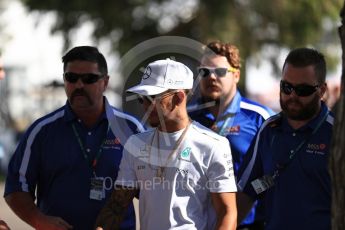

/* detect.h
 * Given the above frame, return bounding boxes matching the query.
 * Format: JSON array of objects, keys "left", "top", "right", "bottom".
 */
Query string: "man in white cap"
[{"left": 95, "top": 59, "right": 237, "bottom": 230}]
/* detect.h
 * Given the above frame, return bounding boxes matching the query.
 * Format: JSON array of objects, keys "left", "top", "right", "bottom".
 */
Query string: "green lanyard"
[
  {"left": 71, "top": 123, "right": 109, "bottom": 176},
  {"left": 272, "top": 110, "right": 329, "bottom": 179}
]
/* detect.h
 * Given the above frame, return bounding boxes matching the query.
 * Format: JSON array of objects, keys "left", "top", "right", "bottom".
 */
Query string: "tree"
[
  {"left": 330, "top": 2, "right": 345, "bottom": 229},
  {"left": 0, "top": 0, "right": 15, "bottom": 130},
  {"left": 20, "top": 0, "right": 342, "bottom": 72}
]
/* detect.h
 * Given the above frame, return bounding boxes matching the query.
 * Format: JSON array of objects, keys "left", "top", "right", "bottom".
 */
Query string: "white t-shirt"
[{"left": 116, "top": 121, "right": 237, "bottom": 230}]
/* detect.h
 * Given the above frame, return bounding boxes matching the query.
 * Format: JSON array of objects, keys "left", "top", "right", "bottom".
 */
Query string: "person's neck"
[
  {"left": 158, "top": 113, "right": 191, "bottom": 133},
  {"left": 287, "top": 119, "right": 308, "bottom": 130},
  {"left": 73, "top": 105, "right": 104, "bottom": 128},
  {"left": 208, "top": 92, "right": 235, "bottom": 118},
  {"left": 287, "top": 108, "right": 321, "bottom": 130}
]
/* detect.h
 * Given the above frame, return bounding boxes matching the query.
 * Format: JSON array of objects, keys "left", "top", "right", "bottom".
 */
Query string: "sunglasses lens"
[
  {"left": 294, "top": 85, "right": 317, "bottom": 96},
  {"left": 64, "top": 73, "right": 79, "bottom": 83},
  {"left": 280, "top": 80, "right": 318, "bottom": 97},
  {"left": 280, "top": 81, "right": 293, "bottom": 95},
  {"left": 198, "top": 67, "right": 228, "bottom": 78},
  {"left": 83, "top": 74, "right": 102, "bottom": 84},
  {"left": 64, "top": 73, "right": 103, "bottom": 84},
  {"left": 198, "top": 68, "right": 211, "bottom": 78},
  {"left": 214, "top": 68, "right": 227, "bottom": 77}
]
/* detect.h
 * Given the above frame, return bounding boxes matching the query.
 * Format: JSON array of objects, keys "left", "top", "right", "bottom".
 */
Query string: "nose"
[
  {"left": 75, "top": 78, "right": 85, "bottom": 88},
  {"left": 208, "top": 72, "right": 217, "bottom": 80}
]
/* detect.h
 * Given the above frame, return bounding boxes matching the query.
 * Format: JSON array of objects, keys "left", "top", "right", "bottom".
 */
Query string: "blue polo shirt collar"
[
  {"left": 223, "top": 91, "right": 242, "bottom": 115},
  {"left": 63, "top": 97, "right": 108, "bottom": 124},
  {"left": 200, "top": 90, "right": 241, "bottom": 121}
]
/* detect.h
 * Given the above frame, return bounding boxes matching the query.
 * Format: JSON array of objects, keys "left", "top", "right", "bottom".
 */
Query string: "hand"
[
  {"left": 0, "top": 219, "right": 10, "bottom": 230},
  {"left": 35, "top": 214, "right": 73, "bottom": 230}
]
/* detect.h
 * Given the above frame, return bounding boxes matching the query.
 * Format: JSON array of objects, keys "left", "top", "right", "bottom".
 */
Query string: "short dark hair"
[
  {"left": 204, "top": 41, "right": 241, "bottom": 69},
  {"left": 62, "top": 46, "right": 108, "bottom": 75},
  {"left": 283, "top": 48, "right": 326, "bottom": 83}
]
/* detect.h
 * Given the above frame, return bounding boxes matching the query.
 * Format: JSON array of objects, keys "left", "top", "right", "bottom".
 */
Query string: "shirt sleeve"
[
  {"left": 115, "top": 136, "right": 138, "bottom": 189},
  {"left": 237, "top": 132, "right": 264, "bottom": 199},
  {"left": 4, "top": 126, "right": 41, "bottom": 198},
  {"left": 207, "top": 137, "right": 237, "bottom": 193}
]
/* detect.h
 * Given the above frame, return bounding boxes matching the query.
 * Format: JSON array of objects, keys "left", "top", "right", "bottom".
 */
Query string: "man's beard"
[
  {"left": 201, "top": 96, "right": 220, "bottom": 106},
  {"left": 280, "top": 93, "right": 320, "bottom": 121}
]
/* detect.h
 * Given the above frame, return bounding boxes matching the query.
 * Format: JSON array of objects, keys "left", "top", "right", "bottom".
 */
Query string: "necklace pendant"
[
  {"left": 156, "top": 167, "right": 162, "bottom": 178},
  {"left": 156, "top": 167, "right": 165, "bottom": 181}
]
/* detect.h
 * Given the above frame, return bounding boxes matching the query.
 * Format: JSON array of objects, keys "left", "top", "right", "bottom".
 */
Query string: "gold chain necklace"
[{"left": 148, "top": 121, "right": 191, "bottom": 181}]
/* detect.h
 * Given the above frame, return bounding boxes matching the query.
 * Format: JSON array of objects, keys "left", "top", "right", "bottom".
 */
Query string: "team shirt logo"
[
  {"left": 179, "top": 147, "right": 192, "bottom": 162},
  {"left": 306, "top": 143, "right": 327, "bottom": 155},
  {"left": 103, "top": 138, "right": 122, "bottom": 150}
]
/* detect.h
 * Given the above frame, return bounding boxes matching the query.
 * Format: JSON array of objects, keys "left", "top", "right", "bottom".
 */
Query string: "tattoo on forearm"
[{"left": 95, "top": 187, "right": 138, "bottom": 230}]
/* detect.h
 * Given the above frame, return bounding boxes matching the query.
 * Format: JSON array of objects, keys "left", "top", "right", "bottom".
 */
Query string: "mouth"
[
  {"left": 73, "top": 94, "right": 86, "bottom": 97},
  {"left": 205, "top": 83, "right": 219, "bottom": 89},
  {"left": 287, "top": 99, "right": 301, "bottom": 106}
]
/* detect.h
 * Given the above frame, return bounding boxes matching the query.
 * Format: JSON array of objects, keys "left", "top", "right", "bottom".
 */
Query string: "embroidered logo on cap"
[{"left": 142, "top": 66, "right": 152, "bottom": 79}]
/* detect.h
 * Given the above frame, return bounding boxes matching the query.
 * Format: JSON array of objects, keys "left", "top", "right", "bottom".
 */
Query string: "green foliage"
[{"left": 20, "top": 0, "right": 343, "bottom": 72}]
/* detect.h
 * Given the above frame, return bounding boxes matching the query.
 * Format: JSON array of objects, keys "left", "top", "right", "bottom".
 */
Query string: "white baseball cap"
[{"left": 126, "top": 58, "right": 194, "bottom": 96}]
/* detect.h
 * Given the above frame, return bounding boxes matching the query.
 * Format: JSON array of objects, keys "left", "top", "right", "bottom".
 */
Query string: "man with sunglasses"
[
  {"left": 4, "top": 46, "right": 144, "bottom": 230},
  {"left": 96, "top": 59, "right": 238, "bottom": 230},
  {"left": 237, "top": 48, "right": 333, "bottom": 230},
  {"left": 188, "top": 41, "right": 274, "bottom": 230}
]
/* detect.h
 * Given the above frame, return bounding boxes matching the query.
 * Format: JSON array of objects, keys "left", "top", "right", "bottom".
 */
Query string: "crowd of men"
[{"left": 1, "top": 43, "right": 334, "bottom": 230}]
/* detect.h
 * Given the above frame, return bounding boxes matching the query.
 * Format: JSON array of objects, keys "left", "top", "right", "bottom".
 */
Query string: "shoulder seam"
[
  {"left": 110, "top": 107, "right": 145, "bottom": 132},
  {"left": 240, "top": 101, "right": 272, "bottom": 119},
  {"left": 19, "top": 110, "right": 65, "bottom": 192}
]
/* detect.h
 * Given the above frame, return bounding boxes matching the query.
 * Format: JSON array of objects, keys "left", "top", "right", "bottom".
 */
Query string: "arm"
[
  {"left": 0, "top": 220, "right": 10, "bottom": 230},
  {"left": 95, "top": 186, "right": 138, "bottom": 230},
  {"left": 236, "top": 192, "right": 255, "bottom": 224},
  {"left": 211, "top": 192, "right": 237, "bottom": 230},
  {"left": 5, "top": 192, "right": 72, "bottom": 230}
]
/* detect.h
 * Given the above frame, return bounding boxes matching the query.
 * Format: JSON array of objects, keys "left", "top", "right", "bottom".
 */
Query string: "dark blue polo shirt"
[
  {"left": 5, "top": 97, "right": 145, "bottom": 230},
  {"left": 238, "top": 102, "right": 333, "bottom": 230},
  {"left": 189, "top": 91, "right": 274, "bottom": 225}
]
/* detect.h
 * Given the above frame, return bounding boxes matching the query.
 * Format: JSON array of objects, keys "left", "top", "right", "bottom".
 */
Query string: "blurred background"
[{"left": 0, "top": 1, "right": 343, "bottom": 224}]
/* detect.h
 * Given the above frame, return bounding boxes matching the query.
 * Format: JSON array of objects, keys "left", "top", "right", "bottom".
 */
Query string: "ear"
[
  {"left": 233, "top": 70, "right": 240, "bottom": 84},
  {"left": 319, "top": 82, "right": 327, "bottom": 98},
  {"left": 103, "top": 75, "right": 110, "bottom": 91},
  {"left": 173, "top": 91, "right": 185, "bottom": 105}
]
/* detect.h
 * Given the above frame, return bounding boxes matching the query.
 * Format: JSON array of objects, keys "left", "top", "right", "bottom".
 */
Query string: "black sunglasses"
[
  {"left": 64, "top": 72, "right": 105, "bottom": 84},
  {"left": 138, "top": 91, "right": 178, "bottom": 104},
  {"left": 197, "top": 67, "right": 237, "bottom": 78},
  {"left": 280, "top": 80, "right": 319, "bottom": 97}
]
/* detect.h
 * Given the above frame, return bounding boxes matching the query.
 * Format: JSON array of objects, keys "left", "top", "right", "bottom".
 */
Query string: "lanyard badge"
[
  {"left": 71, "top": 123, "right": 110, "bottom": 201},
  {"left": 251, "top": 175, "right": 275, "bottom": 194},
  {"left": 90, "top": 177, "right": 105, "bottom": 200}
]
